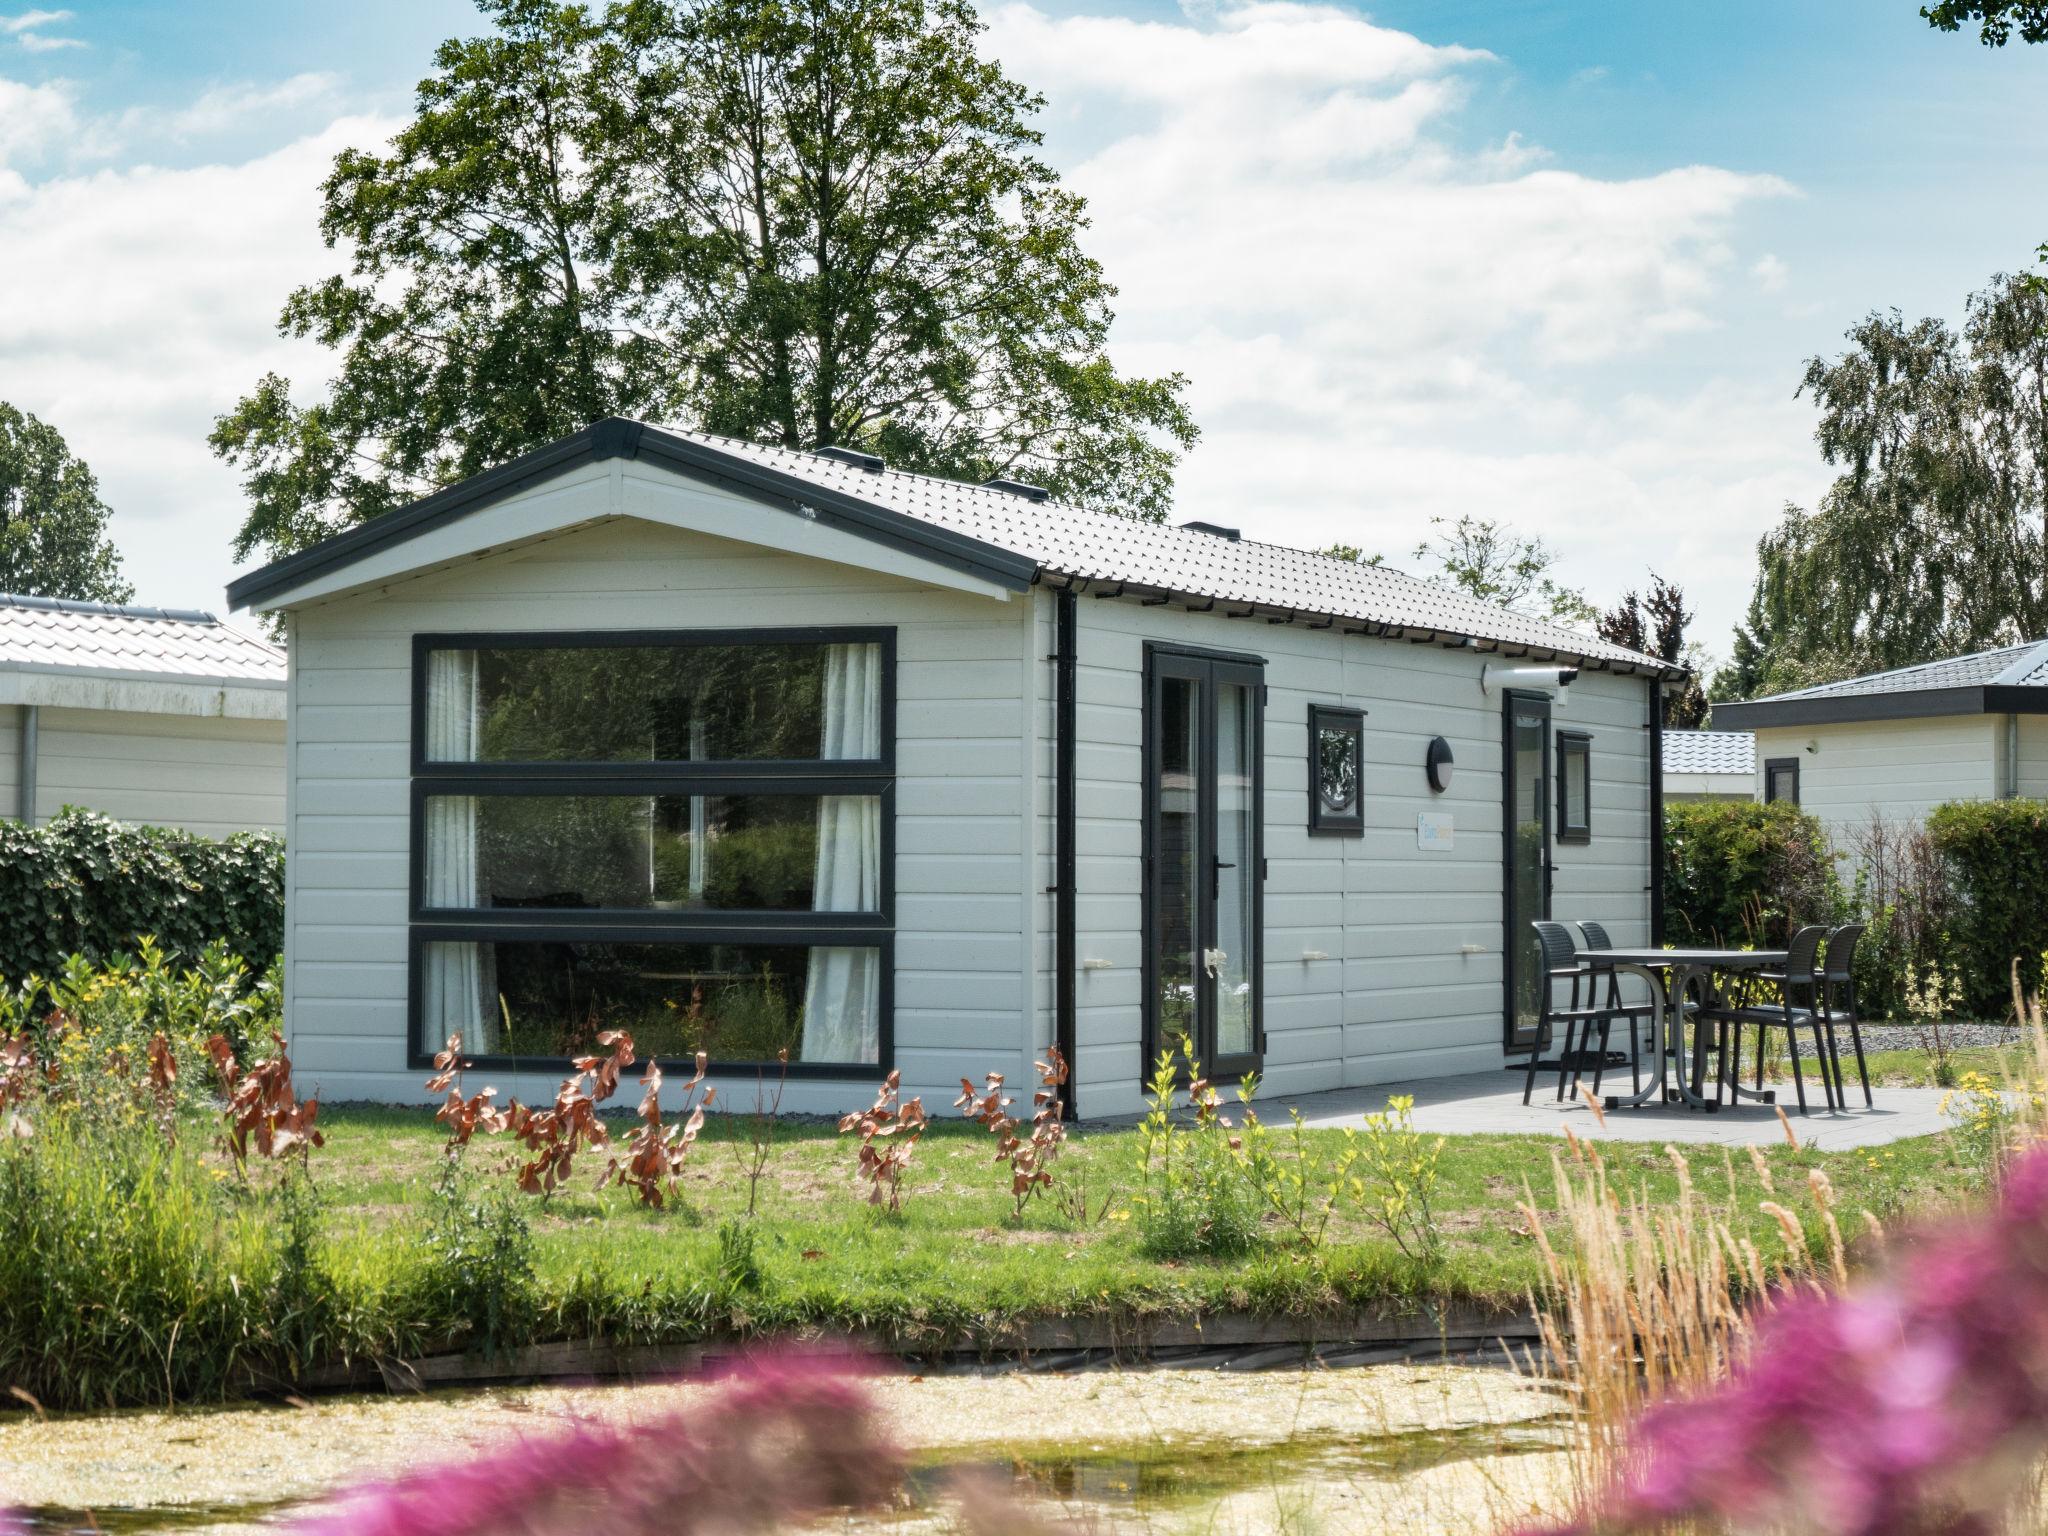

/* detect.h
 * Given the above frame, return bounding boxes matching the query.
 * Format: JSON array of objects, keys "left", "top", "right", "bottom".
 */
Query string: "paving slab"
[{"left": 1284, "top": 1070, "right": 1956, "bottom": 1149}]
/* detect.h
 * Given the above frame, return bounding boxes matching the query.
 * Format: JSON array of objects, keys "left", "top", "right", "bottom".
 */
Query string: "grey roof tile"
[
  {"left": 663, "top": 429, "right": 1670, "bottom": 673},
  {"left": 0, "top": 594, "right": 284, "bottom": 685},
  {"left": 1748, "top": 640, "right": 2048, "bottom": 704},
  {"left": 1662, "top": 730, "right": 1754, "bottom": 775}
]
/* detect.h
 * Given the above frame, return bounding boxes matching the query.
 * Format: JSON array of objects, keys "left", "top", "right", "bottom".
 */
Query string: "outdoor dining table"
[{"left": 1574, "top": 947, "right": 1790, "bottom": 1113}]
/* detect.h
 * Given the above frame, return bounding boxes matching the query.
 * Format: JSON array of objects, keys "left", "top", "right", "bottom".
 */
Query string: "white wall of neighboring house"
[
  {"left": 1665, "top": 771, "right": 1755, "bottom": 802},
  {"left": 1753, "top": 716, "right": 2000, "bottom": 840}
]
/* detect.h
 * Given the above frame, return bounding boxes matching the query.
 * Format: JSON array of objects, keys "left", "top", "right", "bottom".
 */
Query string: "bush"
[
  {"left": 1926, "top": 799, "right": 2048, "bottom": 1017},
  {"left": 1840, "top": 813, "right": 1954, "bottom": 1023},
  {"left": 1662, "top": 800, "right": 1844, "bottom": 949},
  {"left": 0, "top": 809, "right": 282, "bottom": 979}
]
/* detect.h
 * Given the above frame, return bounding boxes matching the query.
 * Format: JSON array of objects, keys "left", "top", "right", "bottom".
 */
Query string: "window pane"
[
  {"left": 1315, "top": 718, "right": 1359, "bottom": 821},
  {"left": 1155, "top": 674, "right": 1201, "bottom": 1060},
  {"left": 1564, "top": 742, "right": 1590, "bottom": 831},
  {"left": 423, "top": 640, "right": 881, "bottom": 763},
  {"left": 421, "top": 938, "right": 881, "bottom": 1064},
  {"left": 421, "top": 793, "right": 880, "bottom": 912},
  {"left": 1214, "top": 681, "right": 1256, "bottom": 1059}
]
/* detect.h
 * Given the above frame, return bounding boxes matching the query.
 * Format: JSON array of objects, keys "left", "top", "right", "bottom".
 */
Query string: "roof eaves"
[
  {"left": 226, "top": 418, "right": 1041, "bottom": 611},
  {"left": 1712, "top": 685, "right": 1999, "bottom": 731}
]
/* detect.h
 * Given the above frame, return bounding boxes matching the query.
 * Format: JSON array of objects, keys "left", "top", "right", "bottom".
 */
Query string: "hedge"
[
  {"left": 1662, "top": 799, "right": 1844, "bottom": 950},
  {"left": 0, "top": 808, "right": 283, "bottom": 982},
  {"left": 1926, "top": 799, "right": 2048, "bottom": 1017}
]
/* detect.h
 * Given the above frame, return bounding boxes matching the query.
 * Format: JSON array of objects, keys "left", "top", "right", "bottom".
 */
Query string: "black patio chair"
[
  {"left": 1516, "top": 920, "right": 1622, "bottom": 1106},
  {"left": 1819, "top": 923, "right": 1873, "bottom": 1108},
  {"left": 1574, "top": 920, "right": 1654, "bottom": 1095},
  {"left": 1705, "top": 924, "right": 1835, "bottom": 1114}
]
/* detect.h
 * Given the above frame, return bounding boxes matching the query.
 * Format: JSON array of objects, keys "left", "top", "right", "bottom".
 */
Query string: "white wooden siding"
[
  {"left": 1069, "top": 598, "right": 1654, "bottom": 1118},
  {"left": 29, "top": 706, "right": 283, "bottom": 836},
  {"left": 1753, "top": 717, "right": 1998, "bottom": 841},
  {"left": 283, "top": 463, "right": 1038, "bottom": 1114}
]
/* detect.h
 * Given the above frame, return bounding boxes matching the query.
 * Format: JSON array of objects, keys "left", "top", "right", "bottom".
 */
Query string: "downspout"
[
  {"left": 1648, "top": 677, "right": 1665, "bottom": 946},
  {"left": 2006, "top": 713, "right": 2021, "bottom": 798},
  {"left": 17, "top": 704, "right": 36, "bottom": 827},
  {"left": 1052, "top": 586, "right": 1079, "bottom": 1119}
]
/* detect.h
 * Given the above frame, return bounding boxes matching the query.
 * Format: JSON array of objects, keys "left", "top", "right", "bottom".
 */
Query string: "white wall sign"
[{"left": 1417, "top": 812, "right": 1454, "bottom": 851}]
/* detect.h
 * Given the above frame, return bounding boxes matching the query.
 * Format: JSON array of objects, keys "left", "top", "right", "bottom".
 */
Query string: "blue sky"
[{"left": 3, "top": 0, "right": 2045, "bottom": 656}]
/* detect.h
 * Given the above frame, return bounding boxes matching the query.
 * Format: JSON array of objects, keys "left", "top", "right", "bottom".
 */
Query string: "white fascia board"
[
  {"left": 0, "top": 668, "right": 286, "bottom": 721},
  {"left": 259, "top": 457, "right": 1016, "bottom": 610}
]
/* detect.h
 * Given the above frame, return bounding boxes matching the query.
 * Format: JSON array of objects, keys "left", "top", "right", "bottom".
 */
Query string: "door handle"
[
  {"left": 1212, "top": 857, "right": 1235, "bottom": 899},
  {"left": 1203, "top": 947, "right": 1227, "bottom": 978}
]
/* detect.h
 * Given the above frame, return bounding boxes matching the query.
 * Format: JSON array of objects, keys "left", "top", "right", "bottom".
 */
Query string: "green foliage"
[
  {"left": 1411, "top": 514, "right": 1594, "bottom": 628},
  {"left": 1230, "top": 1089, "right": 1359, "bottom": 1252},
  {"left": 1662, "top": 799, "right": 1844, "bottom": 950},
  {"left": 1923, "top": 1, "right": 2048, "bottom": 45},
  {"left": 407, "top": 1164, "right": 539, "bottom": 1357},
  {"left": 1720, "top": 274, "right": 2048, "bottom": 693},
  {"left": 0, "top": 402, "right": 133, "bottom": 602},
  {"left": 714, "top": 1216, "right": 762, "bottom": 1294},
  {"left": 1344, "top": 1095, "right": 1446, "bottom": 1270},
  {"left": 1596, "top": 574, "right": 1708, "bottom": 728},
  {"left": 1926, "top": 799, "right": 2048, "bottom": 1016},
  {"left": 213, "top": 0, "right": 1197, "bottom": 570},
  {"left": 0, "top": 809, "right": 282, "bottom": 980},
  {"left": 1129, "top": 1044, "right": 1262, "bottom": 1260}
]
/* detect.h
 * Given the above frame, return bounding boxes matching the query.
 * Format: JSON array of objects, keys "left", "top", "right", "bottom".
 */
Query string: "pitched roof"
[
  {"left": 1713, "top": 638, "right": 2048, "bottom": 730},
  {"left": 0, "top": 593, "right": 285, "bottom": 687},
  {"left": 1661, "top": 730, "right": 1754, "bottom": 777},
  {"left": 226, "top": 419, "right": 1678, "bottom": 678}
]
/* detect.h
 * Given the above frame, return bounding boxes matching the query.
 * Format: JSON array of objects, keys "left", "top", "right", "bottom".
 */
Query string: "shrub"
[
  {"left": 1129, "top": 1043, "right": 1262, "bottom": 1260},
  {"left": 1927, "top": 798, "right": 2048, "bottom": 1016},
  {"left": 1840, "top": 812, "right": 1953, "bottom": 1022},
  {"left": 0, "top": 808, "right": 282, "bottom": 978},
  {"left": 1662, "top": 799, "right": 1843, "bottom": 949}
]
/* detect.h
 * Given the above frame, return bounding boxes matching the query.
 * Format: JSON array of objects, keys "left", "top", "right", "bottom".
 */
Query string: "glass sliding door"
[
  {"left": 1146, "top": 650, "right": 1263, "bottom": 1080},
  {"left": 1503, "top": 693, "right": 1552, "bottom": 1050}
]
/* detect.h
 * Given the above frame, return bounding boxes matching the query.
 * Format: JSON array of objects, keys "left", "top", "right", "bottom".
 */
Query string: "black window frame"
[
  {"left": 1764, "top": 755, "right": 1801, "bottom": 806},
  {"left": 406, "top": 625, "right": 895, "bottom": 1080},
  {"left": 1555, "top": 730, "right": 1593, "bottom": 844},
  {"left": 1306, "top": 703, "right": 1366, "bottom": 837}
]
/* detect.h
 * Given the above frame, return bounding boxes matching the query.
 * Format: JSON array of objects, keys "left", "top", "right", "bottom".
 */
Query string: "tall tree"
[
  {"left": 212, "top": 0, "right": 1195, "bottom": 568},
  {"left": 1411, "top": 514, "right": 1596, "bottom": 628},
  {"left": 1721, "top": 273, "right": 2048, "bottom": 692},
  {"left": 1597, "top": 574, "right": 1708, "bottom": 727},
  {"left": 0, "top": 405, "right": 134, "bottom": 604},
  {"left": 1923, "top": 2, "right": 2048, "bottom": 43}
]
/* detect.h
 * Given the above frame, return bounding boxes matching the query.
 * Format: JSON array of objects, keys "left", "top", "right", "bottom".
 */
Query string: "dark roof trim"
[
  {"left": 226, "top": 418, "right": 1040, "bottom": 610},
  {"left": 1714, "top": 683, "right": 2048, "bottom": 731}
]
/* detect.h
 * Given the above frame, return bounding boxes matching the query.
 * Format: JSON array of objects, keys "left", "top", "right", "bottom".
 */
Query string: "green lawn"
[
  {"left": 295, "top": 1097, "right": 1975, "bottom": 1347},
  {"left": 1846, "top": 1042, "right": 2032, "bottom": 1089}
]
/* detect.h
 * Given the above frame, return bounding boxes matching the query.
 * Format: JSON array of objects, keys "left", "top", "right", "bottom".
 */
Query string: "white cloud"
[
  {"left": 3, "top": 8, "right": 83, "bottom": 51},
  {"left": 984, "top": 0, "right": 1805, "bottom": 636},
  {"left": 0, "top": 114, "right": 394, "bottom": 609},
  {"left": 0, "top": 74, "right": 79, "bottom": 165},
  {"left": 1752, "top": 252, "right": 1790, "bottom": 293},
  {"left": 150, "top": 72, "right": 343, "bottom": 139}
]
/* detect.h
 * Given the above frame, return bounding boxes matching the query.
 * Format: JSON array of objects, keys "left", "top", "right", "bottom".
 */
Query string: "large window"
[{"left": 409, "top": 629, "right": 893, "bottom": 1075}]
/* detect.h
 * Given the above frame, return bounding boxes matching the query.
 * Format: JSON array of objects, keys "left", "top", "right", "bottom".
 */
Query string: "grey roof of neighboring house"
[
  {"left": 0, "top": 593, "right": 285, "bottom": 687},
  {"left": 225, "top": 418, "right": 1680, "bottom": 678},
  {"left": 1662, "top": 730, "right": 1755, "bottom": 777},
  {"left": 1713, "top": 638, "right": 2048, "bottom": 730}
]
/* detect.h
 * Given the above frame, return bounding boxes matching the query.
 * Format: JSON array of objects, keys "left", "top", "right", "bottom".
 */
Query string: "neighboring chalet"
[
  {"left": 1661, "top": 730, "right": 1756, "bottom": 803},
  {"left": 1714, "top": 639, "right": 2048, "bottom": 837},
  {"left": 0, "top": 594, "right": 284, "bottom": 837},
  {"left": 228, "top": 419, "right": 1681, "bottom": 1118}
]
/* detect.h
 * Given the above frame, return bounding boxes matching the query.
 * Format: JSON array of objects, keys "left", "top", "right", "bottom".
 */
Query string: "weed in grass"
[
  {"left": 1232, "top": 1088, "right": 1358, "bottom": 1253},
  {"left": 409, "top": 1163, "right": 538, "bottom": 1357},
  {"left": 716, "top": 1217, "right": 763, "bottom": 1295}
]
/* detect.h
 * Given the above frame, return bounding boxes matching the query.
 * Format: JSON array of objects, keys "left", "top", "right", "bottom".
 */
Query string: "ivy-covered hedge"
[
  {"left": 0, "top": 809, "right": 282, "bottom": 981},
  {"left": 1662, "top": 799, "right": 1844, "bottom": 950},
  {"left": 1926, "top": 799, "right": 2048, "bottom": 1017}
]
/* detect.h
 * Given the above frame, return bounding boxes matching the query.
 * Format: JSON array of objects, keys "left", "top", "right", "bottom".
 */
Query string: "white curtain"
[
  {"left": 421, "top": 650, "right": 500, "bottom": 1051},
  {"left": 800, "top": 643, "right": 882, "bottom": 1063}
]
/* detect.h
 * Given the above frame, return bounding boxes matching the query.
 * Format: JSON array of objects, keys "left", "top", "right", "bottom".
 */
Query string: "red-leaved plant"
[
  {"left": 424, "top": 1033, "right": 508, "bottom": 1161},
  {"left": 502, "top": 1030, "right": 635, "bottom": 1199},
  {"left": 838, "top": 1070, "right": 927, "bottom": 1211},
  {"left": 294, "top": 1355, "right": 902, "bottom": 1536},
  {"left": 600, "top": 1053, "right": 715, "bottom": 1209},
  {"left": 144, "top": 1030, "right": 178, "bottom": 1142},
  {"left": 205, "top": 1030, "right": 323, "bottom": 1171},
  {"left": 956, "top": 1046, "right": 1069, "bottom": 1218}
]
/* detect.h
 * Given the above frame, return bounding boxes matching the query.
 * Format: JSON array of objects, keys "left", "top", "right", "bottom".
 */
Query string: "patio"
[{"left": 1286, "top": 1070, "right": 1957, "bottom": 1150}]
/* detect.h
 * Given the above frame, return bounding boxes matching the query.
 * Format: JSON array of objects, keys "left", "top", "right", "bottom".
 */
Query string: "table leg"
[
  {"left": 1665, "top": 964, "right": 1721, "bottom": 1112},
  {"left": 1603, "top": 963, "right": 1670, "bottom": 1110}
]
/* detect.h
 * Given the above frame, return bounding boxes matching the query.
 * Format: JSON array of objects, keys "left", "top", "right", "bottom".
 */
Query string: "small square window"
[
  {"left": 1307, "top": 705, "right": 1365, "bottom": 836},
  {"left": 1764, "top": 757, "right": 1801, "bottom": 805},
  {"left": 1556, "top": 731, "right": 1592, "bottom": 843}
]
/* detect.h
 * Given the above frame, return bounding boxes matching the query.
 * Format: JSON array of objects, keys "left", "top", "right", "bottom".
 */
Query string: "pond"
[{"left": 0, "top": 1363, "right": 1575, "bottom": 1535}]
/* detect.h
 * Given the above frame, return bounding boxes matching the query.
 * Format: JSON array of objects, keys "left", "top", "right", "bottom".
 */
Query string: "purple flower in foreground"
[
  {"left": 1524, "top": 1143, "right": 2048, "bottom": 1536},
  {"left": 299, "top": 1355, "right": 902, "bottom": 1536}
]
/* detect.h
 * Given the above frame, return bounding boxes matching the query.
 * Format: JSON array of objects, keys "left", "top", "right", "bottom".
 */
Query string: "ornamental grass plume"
[
  {"left": 1521, "top": 1142, "right": 2048, "bottom": 1536},
  {"left": 297, "top": 1356, "right": 902, "bottom": 1536}
]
